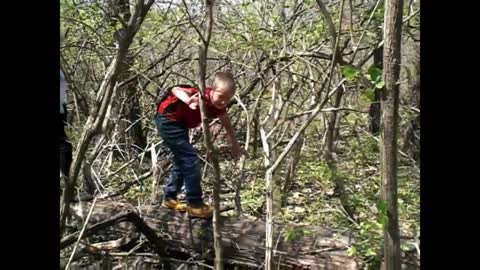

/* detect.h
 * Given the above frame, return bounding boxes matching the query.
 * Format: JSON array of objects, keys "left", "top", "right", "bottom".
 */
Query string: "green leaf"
[
  {"left": 376, "top": 214, "right": 388, "bottom": 226},
  {"left": 374, "top": 79, "right": 385, "bottom": 89},
  {"left": 341, "top": 65, "right": 359, "bottom": 80},
  {"left": 365, "top": 88, "right": 375, "bottom": 102},
  {"left": 284, "top": 228, "right": 304, "bottom": 242},
  {"left": 376, "top": 198, "right": 390, "bottom": 230},
  {"left": 347, "top": 246, "right": 357, "bottom": 256},
  {"left": 366, "top": 248, "right": 377, "bottom": 257},
  {"left": 376, "top": 199, "right": 387, "bottom": 215},
  {"left": 402, "top": 241, "right": 417, "bottom": 252},
  {"left": 241, "top": 1, "right": 250, "bottom": 8},
  {"left": 368, "top": 66, "right": 383, "bottom": 83}
]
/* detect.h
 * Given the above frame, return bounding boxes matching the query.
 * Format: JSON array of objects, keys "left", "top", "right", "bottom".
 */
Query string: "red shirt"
[{"left": 158, "top": 87, "right": 226, "bottom": 128}]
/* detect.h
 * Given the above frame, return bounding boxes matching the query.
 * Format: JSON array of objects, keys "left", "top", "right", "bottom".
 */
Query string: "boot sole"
[
  {"left": 186, "top": 211, "right": 213, "bottom": 218},
  {"left": 161, "top": 204, "right": 187, "bottom": 212},
  {"left": 187, "top": 214, "right": 213, "bottom": 219}
]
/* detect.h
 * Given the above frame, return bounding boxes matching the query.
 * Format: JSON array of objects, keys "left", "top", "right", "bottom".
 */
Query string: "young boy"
[{"left": 155, "top": 71, "right": 242, "bottom": 218}]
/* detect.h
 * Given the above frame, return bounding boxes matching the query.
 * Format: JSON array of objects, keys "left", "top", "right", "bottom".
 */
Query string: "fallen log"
[{"left": 64, "top": 200, "right": 357, "bottom": 269}]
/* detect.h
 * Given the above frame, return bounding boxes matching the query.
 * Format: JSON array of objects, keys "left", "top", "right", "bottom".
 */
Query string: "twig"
[
  {"left": 409, "top": 106, "right": 420, "bottom": 113},
  {"left": 358, "top": 126, "right": 419, "bottom": 169},
  {"left": 349, "top": 0, "right": 382, "bottom": 62},
  {"left": 197, "top": 153, "right": 214, "bottom": 169},
  {"left": 82, "top": 232, "right": 138, "bottom": 252},
  {"left": 182, "top": 0, "right": 205, "bottom": 44},
  {"left": 61, "top": 209, "right": 132, "bottom": 249},
  {"left": 65, "top": 197, "right": 98, "bottom": 269},
  {"left": 124, "top": 210, "right": 169, "bottom": 261},
  {"left": 102, "top": 171, "right": 153, "bottom": 199},
  {"left": 299, "top": 247, "right": 347, "bottom": 255},
  {"left": 403, "top": 8, "right": 420, "bottom": 23},
  {"left": 286, "top": 107, "right": 368, "bottom": 121},
  {"left": 320, "top": 107, "right": 369, "bottom": 113},
  {"left": 234, "top": 94, "right": 250, "bottom": 216},
  {"left": 106, "top": 141, "right": 163, "bottom": 177}
]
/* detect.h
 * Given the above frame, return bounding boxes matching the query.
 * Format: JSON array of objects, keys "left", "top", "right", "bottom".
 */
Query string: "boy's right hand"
[{"left": 186, "top": 93, "right": 199, "bottom": 110}]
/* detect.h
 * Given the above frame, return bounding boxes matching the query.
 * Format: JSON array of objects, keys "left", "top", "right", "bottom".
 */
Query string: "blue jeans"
[{"left": 154, "top": 114, "right": 203, "bottom": 206}]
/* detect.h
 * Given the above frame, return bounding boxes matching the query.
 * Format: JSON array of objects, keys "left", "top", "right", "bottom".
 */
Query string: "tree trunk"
[
  {"left": 324, "top": 85, "right": 344, "bottom": 157},
  {"left": 113, "top": 56, "right": 147, "bottom": 160},
  {"left": 380, "top": 0, "right": 404, "bottom": 268},
  {"left": 110, "top": 0, "right": 146, "bottom": 160},
  {"left": 196, "top": 1, "right": 223, "bottom": 269},
  {"left": 126, "top": 85, "right": 147, "bottom": 152},
  {"left": 402, "top": 44, "right": 420, "bottom": 163},
  {"left": 61, "top": 0, "right": 155, "bottom": 234},
  {"left": 252, "top": 113, "right": 259, "bottom": 158},
  {"left": 64, "top": 200, "right": 358, "bottom": 270},
  {"left": 281, "top": 134, "right": 303, "bottom": 208},
  {"left": 317, "top": 0, "right": 356, "bottom": 222},
  {"left": 260, "top": 70, "right": 284, "bottom": 270}
]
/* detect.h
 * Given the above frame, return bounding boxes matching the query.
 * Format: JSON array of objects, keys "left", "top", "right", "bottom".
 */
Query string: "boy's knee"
[
  {"left": 183, "top": 155, "right": 199, "bottom": 169},
  {"left": 178, "top": 155, "right": 200, "bottom": 176}
]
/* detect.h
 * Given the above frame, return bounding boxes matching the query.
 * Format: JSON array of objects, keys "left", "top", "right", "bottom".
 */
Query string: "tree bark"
[
  {"left": 195, "top": 0, "right": 224, "bottom": 269},
  {"left": 61, "top": 0, "right": 155, "bottom": 234},
  {"left": 380, "top": 0, "right": 404, "bottom": 268},
  {"left": 65, "top": 200, "right": 358, "bottom": 269}
]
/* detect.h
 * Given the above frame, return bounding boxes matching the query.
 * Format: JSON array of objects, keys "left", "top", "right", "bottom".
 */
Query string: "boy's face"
[{"left": 210, "top": 86, "right": 234, "bottom": 109}]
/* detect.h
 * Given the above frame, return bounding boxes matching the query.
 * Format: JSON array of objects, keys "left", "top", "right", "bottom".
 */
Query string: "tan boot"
[
  {"left": 162, "top": 199, "right": 187, "bottom": 212},
  {"left": 187, "top": 203, "right": 214, "bottom": 218}
]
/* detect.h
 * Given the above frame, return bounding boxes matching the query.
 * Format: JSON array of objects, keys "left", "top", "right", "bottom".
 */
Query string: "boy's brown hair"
[{"left": 212, "top": 71, "right": 236, "bottom": 94}]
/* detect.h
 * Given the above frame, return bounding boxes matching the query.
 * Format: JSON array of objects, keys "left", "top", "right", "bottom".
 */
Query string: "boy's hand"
[{"left": 186, "top": 93, "right": 199, "bottom": 110}]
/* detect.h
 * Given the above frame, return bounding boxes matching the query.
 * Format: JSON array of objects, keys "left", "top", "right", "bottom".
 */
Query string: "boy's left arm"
[{"left": 219, "top": 113, "right": 242, "bottom": 159}]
